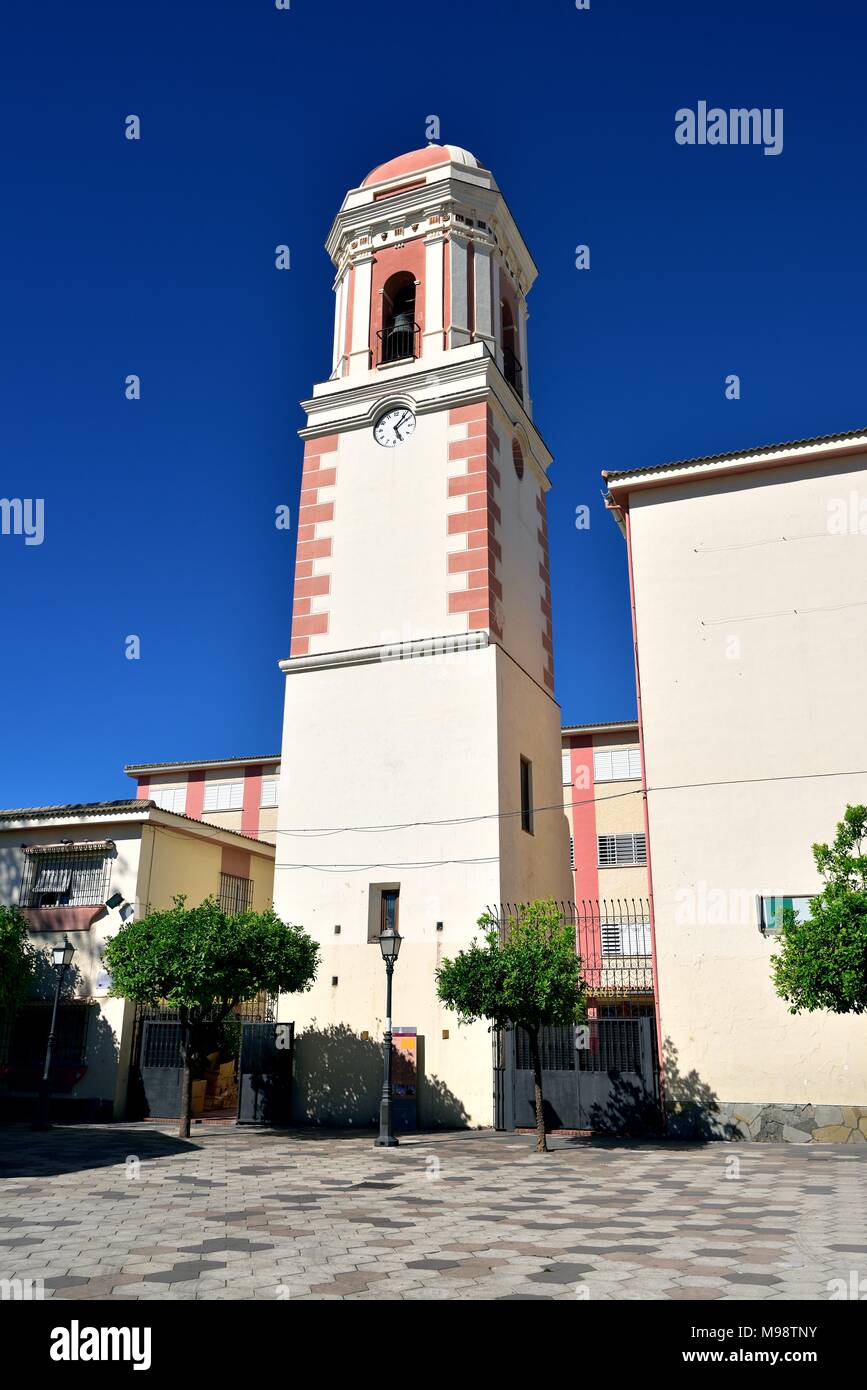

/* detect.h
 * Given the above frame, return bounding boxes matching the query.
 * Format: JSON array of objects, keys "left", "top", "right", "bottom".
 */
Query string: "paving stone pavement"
[{"left": 0, "top": 1125, "right": 864, "bottom": 1301}]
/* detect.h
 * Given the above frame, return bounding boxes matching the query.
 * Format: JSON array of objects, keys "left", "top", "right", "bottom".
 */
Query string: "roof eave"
[{"left": 603, "top": 432, "right": 867, "bottom": 498}]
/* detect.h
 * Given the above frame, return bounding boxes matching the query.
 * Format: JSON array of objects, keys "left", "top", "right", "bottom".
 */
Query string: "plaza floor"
[{"left": 1, "top": 1125, "right": 864, "bottom": 1301}]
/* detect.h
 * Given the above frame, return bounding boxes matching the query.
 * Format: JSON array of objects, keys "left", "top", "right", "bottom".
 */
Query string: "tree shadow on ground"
[
  {"left": 292, "top": 1023, "right": 469, "bottom": 1129},
  {"left": 0, "top": 1125, "right": 198, "bottom": 1179},
  {"left": 582, "top": 1037, "right": 741, "bottom": 1142},
  {"left": 0, "top": 1000, "right": 119, "bottom": 1125}
]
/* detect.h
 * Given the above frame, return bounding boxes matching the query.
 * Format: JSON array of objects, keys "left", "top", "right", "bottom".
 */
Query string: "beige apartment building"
[
  {"left": 0, "top": 800, "right": 275, "bottom": 1121},
  {"left": 605, "top": 427, "right": 867, "bottom": 1142},
  {"left": 561, "top": 720, "right": 649, "bottom": 906},
  {"left": 125, "top": 755, "right": 281, "bottom": 843}
]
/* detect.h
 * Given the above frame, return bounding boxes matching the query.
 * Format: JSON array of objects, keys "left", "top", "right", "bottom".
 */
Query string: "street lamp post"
[
  {"left": 375, "top": 926, "right": 402, "bottom": 1147},
  {"left": 33, "top": 937, "right": 75, "bottom": 1132}
]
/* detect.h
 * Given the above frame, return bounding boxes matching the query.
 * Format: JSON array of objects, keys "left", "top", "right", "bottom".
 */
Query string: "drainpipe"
[{"left": 623, "top": 500, "right": 667, "bottom": 1130}]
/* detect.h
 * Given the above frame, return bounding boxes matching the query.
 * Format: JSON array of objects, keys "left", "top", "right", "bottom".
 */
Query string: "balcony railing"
[
  {"left": 376, "top": 320, "right": 420, "bottom": 365},
  {"left": 502, "top": 345, "right": 523, "bottom": 398},
  {"left": 486, "top": 899, "right": 654, "bottom": 997}
]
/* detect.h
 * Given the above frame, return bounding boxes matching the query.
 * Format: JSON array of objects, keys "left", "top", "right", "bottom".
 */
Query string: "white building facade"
[
  {"left": 273, "top": 145, "right": 572, "bottom": 1129},
  {"left": 605, "top": 429, "right": 867, "bottom": 1142}
]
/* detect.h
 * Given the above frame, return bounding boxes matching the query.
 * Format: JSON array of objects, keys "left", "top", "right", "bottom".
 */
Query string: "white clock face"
[{"left": 374, "top": 407, "right": 416, "bottom": 448}]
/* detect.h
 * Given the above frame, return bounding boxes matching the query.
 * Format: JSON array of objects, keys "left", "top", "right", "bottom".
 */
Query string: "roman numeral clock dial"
[{"left": 374, "top": 407, "right": 416, "bottom": 448}]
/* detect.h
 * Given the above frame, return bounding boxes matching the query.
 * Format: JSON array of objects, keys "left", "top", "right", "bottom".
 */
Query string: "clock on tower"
[{"left": 272, "top": 144, "right": 572, "bottom": 1128}]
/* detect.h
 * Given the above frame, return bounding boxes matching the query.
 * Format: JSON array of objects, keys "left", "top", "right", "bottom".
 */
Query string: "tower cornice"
[
  {"left": 298, "top": 344, "right": 553, "bottom": 486},
  {"left": 326, "top": 171, "right": 538, "bottom": 295}
]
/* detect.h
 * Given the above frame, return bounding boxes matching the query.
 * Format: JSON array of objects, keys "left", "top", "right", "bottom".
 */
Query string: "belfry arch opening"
[
  {"left": 500, "top": 298, "right": 522, "bottom": 397},
  {"left": 378, "top": 272, "right": 419, "bottom": 364}
]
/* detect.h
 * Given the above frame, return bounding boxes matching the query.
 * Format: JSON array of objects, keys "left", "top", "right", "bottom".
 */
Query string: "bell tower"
[{"left": 274, "top": 144, "right": 571, "bottom": 1128}]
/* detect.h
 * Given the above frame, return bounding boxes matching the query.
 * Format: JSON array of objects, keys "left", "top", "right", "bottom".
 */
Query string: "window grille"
[
  {"left": 219, "top": 872, "right": 253, "bottom": 915},
  {"left": 515, "top": 1024, "right": 576, "bottom": 1071},
  {"left": 597, "top": 832, "right": 647, "bottom": 867},
  {"left": 20, "top": 847, "right": 112, "bottom": 908}
]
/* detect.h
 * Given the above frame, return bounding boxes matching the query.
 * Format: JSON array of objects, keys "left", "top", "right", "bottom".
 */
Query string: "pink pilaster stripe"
[
  {"left": 242, "top": 765, "right": 263, "bottom": 837},
  {"left": 186, "top": 770, "right": 204, "bottom": 820}
]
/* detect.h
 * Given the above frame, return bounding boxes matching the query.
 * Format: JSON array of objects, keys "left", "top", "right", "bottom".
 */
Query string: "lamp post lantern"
[
  {"left": 33, "top": 937, "right": 75, "bottom": 1132},
  {"left": 375, "top": 926, "right": 402, "bottom": 1147}
]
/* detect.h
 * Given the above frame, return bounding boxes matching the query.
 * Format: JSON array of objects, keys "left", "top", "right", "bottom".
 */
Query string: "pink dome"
[{"left": 362, "top": 144, "right": 480, "bottom": 187}]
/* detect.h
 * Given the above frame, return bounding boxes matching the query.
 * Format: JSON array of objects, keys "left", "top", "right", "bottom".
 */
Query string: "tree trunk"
[
  {"left": 178, "top": 1008, "right": 193, "bottom": 1140},
  {"left": 528, "top": 1025, "right": 548, "bottom": 1154}
]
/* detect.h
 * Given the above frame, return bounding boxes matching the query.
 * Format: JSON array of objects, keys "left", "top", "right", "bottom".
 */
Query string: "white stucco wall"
[
  {"left": 319, "top": 408, "right": 469, "bottom": 652},
  {"left": 274, "top": 644, "right": 503, "bottom": 1127},
  {"left": 274, "top": 644, "right": 571, "bottom": 1128},
  {"left": 628, "top": 451, "right": 867, "bottom": 1107}
]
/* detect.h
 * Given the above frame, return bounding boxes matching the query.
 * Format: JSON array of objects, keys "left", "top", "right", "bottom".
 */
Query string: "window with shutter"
[
  {"left": 600, "top": 922, "right": 623, "bottom": 955},
  {"left": 594, "top": 746, "right": 641, "bottom": 782},
  {"left": 260, "top": 779, "right": 278, "bottom": 808},
  {"left": 203, "top": 781, "right": 244, "bottom": 812},
  {"left": 34, "top": 866, "right": 72, "bottom": 895},
  {"left": 561, "top": 750, "right": 572, "bottom": 785},
  {"left": 153, "top": 786, "right": 186, "bottom": 813},
  {"left": 593, "top": 749, "right": 612, "bottom": 782},
  {"left": 600, "top": 919, "right": 651, "bottom": 956}
]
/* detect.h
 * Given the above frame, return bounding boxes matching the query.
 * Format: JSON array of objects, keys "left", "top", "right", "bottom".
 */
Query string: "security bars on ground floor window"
[
  {"left": 218, "top": 872, "right": 254, "bottom": 914},
  {"left": 19, "top": 847, "right": 112, "bottom": 907},
  {"left": 597, "top": 832, "right": 647, "bottom": 867}
]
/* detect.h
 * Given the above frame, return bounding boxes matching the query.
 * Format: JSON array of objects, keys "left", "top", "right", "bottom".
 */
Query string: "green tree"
[
  {"left": 436, "top": 898, "right": 587, "bottom": 1153},
  {"left": 0, "top": 905, "right": 36, "bottom": 1014},
  {"left": 103, "top": 897, "right": 318, "bottom": 1137},
  {"left": 771, "top": 804, "right": 867, "bottom": 1014}
]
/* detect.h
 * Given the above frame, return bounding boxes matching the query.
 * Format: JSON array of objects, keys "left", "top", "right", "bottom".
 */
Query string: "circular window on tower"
[{"left": 512, "top": 438, "right": 525, "bottom": 480}]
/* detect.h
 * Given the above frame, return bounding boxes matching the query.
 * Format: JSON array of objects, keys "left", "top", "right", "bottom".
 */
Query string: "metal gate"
[
  {"left": 236, "top": 1022, "right": 294, "bottom": 1126},
  {"left": 489, "top": 899, "right": 661, "bottom": 1135},
  {"left": 137, "top": 1019, "right": 183, "bottom": 1120},
  {"left": 501, "top": 1016, "right": 659, "bottom": 1133},
  {"left": 128, "top": 996, "right": 289, "bottom": 1123}
]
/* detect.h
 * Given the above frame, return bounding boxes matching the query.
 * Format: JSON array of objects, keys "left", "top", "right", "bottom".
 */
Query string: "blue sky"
[{"left": 1, "top": 0, "right": 865, "bottom": 809}]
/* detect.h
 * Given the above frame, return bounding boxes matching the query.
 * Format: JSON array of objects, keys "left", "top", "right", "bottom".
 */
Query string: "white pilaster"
[
  {"left": 448, "top": 236, "right": 471, "bottom": 348},
  {"left": 332, "top": 270, "right": 348, "bottom": 377},
  {"left": 348, "top": 255, "right": 374, "bottom": 375},
  {"left": 473, "top": 242, "right": 495, "bottom": 355},
  {"left": 423, "top": 234, "right": 445, "bottom": 355},
  {"left": 518, "top": 298, "right": 531, "bottom": 415}
]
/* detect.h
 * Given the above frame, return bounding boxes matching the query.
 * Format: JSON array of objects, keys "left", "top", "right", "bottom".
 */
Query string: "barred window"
[
  {"left": 20, "top": 848, "right": 112, "bottom": 907},
  {"left": 597, "top": 832, "right": 646, "bottom": 867},
  {"left": 219, "top": 872, "right": 253, "bottom": 915}
]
